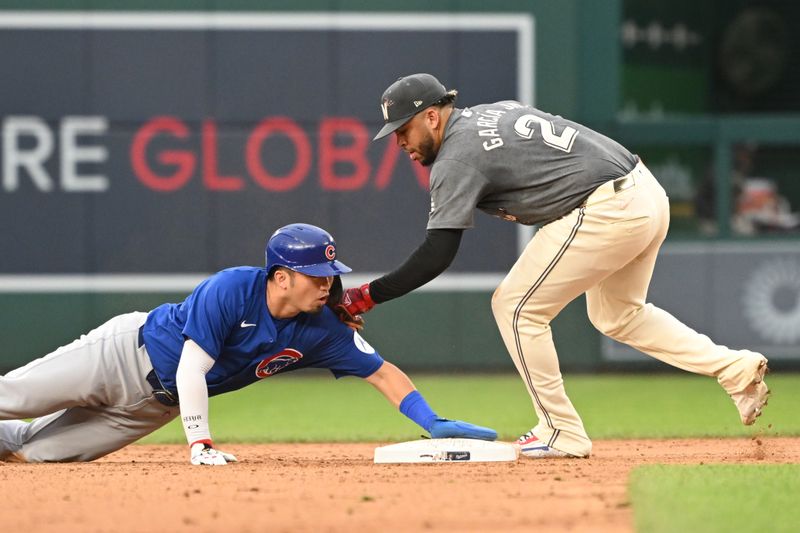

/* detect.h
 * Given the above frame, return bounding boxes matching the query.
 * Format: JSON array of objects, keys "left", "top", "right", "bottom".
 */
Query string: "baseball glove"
[{"left": 327, "top": 276, "right": 365, "bottom": 331}]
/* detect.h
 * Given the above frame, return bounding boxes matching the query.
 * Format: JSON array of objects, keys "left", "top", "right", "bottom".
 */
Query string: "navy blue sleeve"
[{"left": 181, "top": 272, "right": 243, "bottom": 359}]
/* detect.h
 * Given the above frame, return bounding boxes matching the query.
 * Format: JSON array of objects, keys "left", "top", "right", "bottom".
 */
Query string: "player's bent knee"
[
  {"left": 1, "top": 451, "right": 29, "bottom": 463},
  {"left": 588, "top": 306, "right": 642, "bottom": 340},
  {"left": 490, "top": 283, "right": 511, "bottom": 316},
  {"left": 588, "top": 315, "right": 622, "bottom": 338},
  {"left": 20, "top": 441, "right": 100, "bottom": 463},
  {"left": 491, "top": 284, "right": 555, "bottom": 332},
  {"left": 587, "top": 312, "right": 608, "bottom": 334}
]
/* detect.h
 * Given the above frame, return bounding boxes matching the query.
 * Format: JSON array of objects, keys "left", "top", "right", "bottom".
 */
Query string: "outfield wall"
[
  {"left": 4, "top": 240, "right": 799, "bottom": 372},
  {"left": 0, "top": 2, "right": 606, "bottom": 372},
  {"left": 1, "top": 3, "right": 799, "bottom": 372}
]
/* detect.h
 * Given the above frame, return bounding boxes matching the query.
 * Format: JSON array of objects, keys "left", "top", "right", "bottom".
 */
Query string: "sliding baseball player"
[{"left": 0, "top": 223, "right": 496, "bottom": 464}]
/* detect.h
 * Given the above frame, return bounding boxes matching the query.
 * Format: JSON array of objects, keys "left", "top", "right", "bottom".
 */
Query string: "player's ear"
[
  {"left": 272, "top": 268, "right": 293, "bottom": 290},
  {"left": 424, "top": 107, "right": 440, "bottom": 130}
]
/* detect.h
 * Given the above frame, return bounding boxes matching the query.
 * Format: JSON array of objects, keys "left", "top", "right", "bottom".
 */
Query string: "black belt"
[
  {"left": 139, "top": 326, "right": 180, "bottom": 407},
  {"left": 146, "top": 369, "right": 180, "bottom": 407},
  {"left": 574, "top": 171, "right": 638, "bottom": 214},
  {"left": 613, "top": 174, "right": 635, "bottom": 193}
]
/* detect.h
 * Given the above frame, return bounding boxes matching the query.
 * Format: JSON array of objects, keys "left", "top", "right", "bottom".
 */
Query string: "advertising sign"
[
  {"left": 0, "top": 12, "right": 534, "bottom": 280},
  {"left": 602, "top": 242, "right": 800, "bottom": 361}
]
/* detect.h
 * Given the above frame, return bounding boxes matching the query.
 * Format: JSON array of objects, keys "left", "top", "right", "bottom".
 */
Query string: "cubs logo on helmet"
[
  {"left": 265, "top": 223, "right": 351, "bottom": 277},
  {"left": 255, "top": 348, "right": 303, "bottom": 378}
]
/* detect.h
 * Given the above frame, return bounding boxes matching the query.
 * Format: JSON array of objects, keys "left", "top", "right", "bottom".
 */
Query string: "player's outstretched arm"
[
  {"left": 176, "top": 339, "right": 237, "bottom": 465},
  {"left": 363, "top": 361, "right": 415, "bottom": 407},
  {"left": 364, "top": 361, "right": 497, "bottom": 441},
  {"left": 340, "top": 229, "right": 464, "bottom": 318}
]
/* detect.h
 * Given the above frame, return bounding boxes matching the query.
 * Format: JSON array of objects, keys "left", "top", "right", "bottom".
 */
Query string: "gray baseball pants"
[{"left": 0, "top": 312, "right": 179, "bottom": 462}]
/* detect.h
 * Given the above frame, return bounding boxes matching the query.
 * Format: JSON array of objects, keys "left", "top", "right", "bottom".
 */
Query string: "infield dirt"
[{"left": 1, "top": 437, "right": 797, "bottom": 533}]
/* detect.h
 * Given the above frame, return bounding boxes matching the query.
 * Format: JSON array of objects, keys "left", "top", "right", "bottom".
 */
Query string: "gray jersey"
[{"left": 427, "top": 101, "right": 639, "bottom": 228}]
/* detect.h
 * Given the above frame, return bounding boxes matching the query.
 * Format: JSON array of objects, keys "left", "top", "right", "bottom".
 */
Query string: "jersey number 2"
[{"left": 513, "top": 115, "right": 578, "bottom": 153}]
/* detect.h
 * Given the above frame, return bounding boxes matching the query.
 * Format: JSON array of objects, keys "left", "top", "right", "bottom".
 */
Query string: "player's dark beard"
[{"left": 418, "top": 133, "right": 437, "bottom": 166}]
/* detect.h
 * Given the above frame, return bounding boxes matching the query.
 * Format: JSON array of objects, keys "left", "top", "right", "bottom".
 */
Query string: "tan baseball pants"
[{"left": 491, "top": 160, "right": 766, "bottom": 457}]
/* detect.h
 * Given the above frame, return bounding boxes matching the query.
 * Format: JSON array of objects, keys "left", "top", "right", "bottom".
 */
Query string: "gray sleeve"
[{"left": 426, "top": 159, "right": 488, "bottom": 230}]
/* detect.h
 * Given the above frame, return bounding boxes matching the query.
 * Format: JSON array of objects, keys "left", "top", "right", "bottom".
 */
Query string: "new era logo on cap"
[{"left": 372, "top": 73, "right": 453, "bottom": 140}]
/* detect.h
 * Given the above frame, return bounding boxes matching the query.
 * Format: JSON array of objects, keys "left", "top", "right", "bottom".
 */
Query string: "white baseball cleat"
[
  {"left": 731, "top": 359, "right": 770, "bottom": 425},
  {"left": 516, "top": 431, "right": 574, "bottom": 458}
]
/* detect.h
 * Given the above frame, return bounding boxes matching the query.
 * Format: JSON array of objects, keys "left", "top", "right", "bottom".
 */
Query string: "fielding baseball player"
[
  {"left": 340, "top": 73, "right": 770, "bottom": 458},
  {"left": 0, "top": 223, "right": 496, "bottom": 464}
]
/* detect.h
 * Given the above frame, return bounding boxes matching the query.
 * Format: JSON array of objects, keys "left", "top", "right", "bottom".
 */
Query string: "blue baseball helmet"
[{"left": 265, "top": 223, "right": 352, "bottom": 277}]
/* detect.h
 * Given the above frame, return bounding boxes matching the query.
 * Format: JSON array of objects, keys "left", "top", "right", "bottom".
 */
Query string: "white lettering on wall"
[
  {"left": 3, "top": 116, "right": 54, "bottom": 192},
  {"left": 3, "top": 115, "right": 109, "bottom": 193},
  {"left": 60, "top": 116, "right": 109, "bottom": 192}
]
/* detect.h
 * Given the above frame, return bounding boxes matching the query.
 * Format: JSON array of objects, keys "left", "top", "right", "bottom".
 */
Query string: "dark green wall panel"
[{"left": 0, "top": 291, "right": 603, "bottom": 373}]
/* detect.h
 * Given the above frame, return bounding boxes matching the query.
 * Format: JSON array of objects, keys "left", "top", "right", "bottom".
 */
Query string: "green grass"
[
  {"left": 139, "top": 372, "right": 800, "bottom": 444},
  {"left": 630, "top": 465, "right": 800, "bottom": 533}
]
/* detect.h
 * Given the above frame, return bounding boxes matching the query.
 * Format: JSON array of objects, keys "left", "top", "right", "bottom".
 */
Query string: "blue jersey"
[{"left": 141, "top": 267, "right": 384, "bottom": 397}]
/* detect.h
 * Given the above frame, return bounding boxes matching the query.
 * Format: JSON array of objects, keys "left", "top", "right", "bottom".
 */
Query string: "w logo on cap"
[
  {"left": 381, "top": 99, "right": 394, "bottom": 121},
  {"left": 373, "top": 73, "right": 452, "bottom": 141}
]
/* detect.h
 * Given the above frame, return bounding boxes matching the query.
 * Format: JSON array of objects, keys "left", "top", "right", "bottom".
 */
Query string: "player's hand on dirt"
[
  {"left": 190, "top": 441, "right": 238, "bottom": 465},
  {"left": 429, "top": 419, "right": 498, "bottom": 441},
  {"left": 342, "top": 283, "right": 375, "bottom": 316}
]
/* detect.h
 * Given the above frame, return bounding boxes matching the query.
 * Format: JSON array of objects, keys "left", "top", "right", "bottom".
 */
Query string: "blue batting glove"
[{"left": 428, "top": 419, "right": 498, "bottom": 441}]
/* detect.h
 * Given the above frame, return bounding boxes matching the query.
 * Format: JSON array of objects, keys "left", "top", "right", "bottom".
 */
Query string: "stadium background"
[{"left": 1, "top": 0, "right": 799, "bottom": 373}]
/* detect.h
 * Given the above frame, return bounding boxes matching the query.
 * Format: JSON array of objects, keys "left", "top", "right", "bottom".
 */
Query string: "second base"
[{"left": 374, "top": 438, "right": 519, "bottom": 464}]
